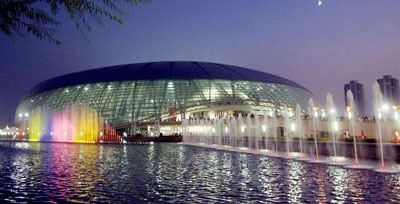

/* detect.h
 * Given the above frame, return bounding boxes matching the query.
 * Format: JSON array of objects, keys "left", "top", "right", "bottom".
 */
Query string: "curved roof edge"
[{"left": 23, "top": 61, "right": 311, "bottom": 100}]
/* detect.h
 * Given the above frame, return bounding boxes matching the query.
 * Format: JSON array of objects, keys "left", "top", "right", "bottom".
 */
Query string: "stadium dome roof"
[{"left": 25, "top": 61, "right": 309, "bottom": 99}]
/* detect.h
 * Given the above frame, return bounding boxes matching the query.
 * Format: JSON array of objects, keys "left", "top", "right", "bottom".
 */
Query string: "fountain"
[
  {"left": 254, "top": 113, "right": 260, "bottom": 151},
  {"left": 295, "top": 104, "right": 309, "bottom": 161},
  {"left": 220, "top": 118, "right": 224, "bottom": 146},
  {"left": 343, "top": 91, "right": 359, "bottom": 168},
  {"left": 308, "top": 98, "right": 324, "bottom": 163},
  {"left": 373, "top": 82, "right": 400, "bottom": 173},
  {"left": 272, "top": 109, "right": 279, "bottom": 156},
  {"left": 326, "top": 93, "right": 346, "bottom": 165},
  {"left": 343, "top": 91, "right": 374, "bottom": 169},
  {"left": 283, "top": 106, "right": 292, "bottom": 158},
  {"left": 262, "top": 111, "right": 270, "bottom": 153},
  {"left": 18, "top": 103, "right": 121, "bottom": 143},
  {"left": 226, "top": 116, "right": 231, "bottom": 147},
  {"left": 238, "top": 113, "right": 246, "bottom": 150},
  {"left": 180, "top": 84, "right": 400, "bottom": 173},
  {"left": 246, "top": 114, "right": 251, "bottom": 149},
  {"left": 200, "top": 119, "right": 205, "bottom": 145},
  {"left": 232, "top": 116, "right": 238, "bottom": 148},
  {"left": 213, "top": 119, "right": 217, "bottom": 146},
  {"left": 374, "top": 82, "right": 385, "bottom": 171}
]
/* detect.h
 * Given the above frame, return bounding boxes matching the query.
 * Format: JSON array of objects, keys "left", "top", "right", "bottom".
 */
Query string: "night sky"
[{"left": 1, "top": 0, "right": 400, "bottom": 126}]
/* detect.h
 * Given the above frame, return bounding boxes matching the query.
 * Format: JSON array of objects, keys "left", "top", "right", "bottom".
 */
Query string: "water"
[
  {"left": 263, "top": 111, "right": 269, "bottom": 151},
  {"left": 346, "top": 90, "right": 360, "bottom": 166},
  {"left": 272, "top": 110, "right": 279, "bottom": 154},
  {"left": 373, "top": 82, "right": 386, "bottom": 169},
  {"left": 246, "top": 114, "right": 251, "bottom": 148},
  {"left": 254, "top": 113, "right": 260, "bottom": 150},
  {"left": 283, "top": 106, "right": 291, "bottom": 157},
  {"left": 18, "top": 103, "right": 121, "bottom": 143},
  {"left": 309, "top": 99, "right": 320, "bottom": 160},
  {"left": 372, "top": 82, "right": 400, "bottom": 173},
  {"left": 295, "top": 104, "right": 306, "bottom": 158},
  {"left": 327, "top": 93, "right": 340, "bottom": 164},
  {"left": 0, "top": 142, "right": 399, "bottom": 203}
]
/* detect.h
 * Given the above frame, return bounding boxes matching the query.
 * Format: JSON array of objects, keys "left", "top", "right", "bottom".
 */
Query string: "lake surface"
[{"left": 0, "top": 142, "right": 399, "bottom": 203}]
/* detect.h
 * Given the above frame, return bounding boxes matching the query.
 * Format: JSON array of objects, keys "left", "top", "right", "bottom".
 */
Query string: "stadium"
[{"left": 15, "top": 61, "right": 313, "bottom": 136}]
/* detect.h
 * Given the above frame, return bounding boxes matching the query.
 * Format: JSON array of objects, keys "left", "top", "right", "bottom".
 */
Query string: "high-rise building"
[
  {"left": 344, "top": 80, "right": 366, "bottom": 116},
  {"left": 377, "top": 75, "right": 400, "bottom": 106}
]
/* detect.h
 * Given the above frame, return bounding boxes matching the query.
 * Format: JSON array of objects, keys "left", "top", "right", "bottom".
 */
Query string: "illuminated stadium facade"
[{"left": 15, "top": 61, "right": 313, "bottom": 135}]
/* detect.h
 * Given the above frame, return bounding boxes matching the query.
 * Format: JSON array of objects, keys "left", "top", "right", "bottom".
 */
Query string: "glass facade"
[{"left": 16, "top": 79, "right": 312, "bottom": 126}]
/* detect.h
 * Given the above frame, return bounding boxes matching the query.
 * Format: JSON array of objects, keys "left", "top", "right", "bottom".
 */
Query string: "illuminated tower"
[
  {"left": 344, "top": 80, "right": 366, "bottom": 117},
  {"left": 377, "top": 75, "right": 400, "bottom": 106}
]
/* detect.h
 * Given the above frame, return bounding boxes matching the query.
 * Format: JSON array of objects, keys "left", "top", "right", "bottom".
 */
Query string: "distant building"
[
  {"left": 344, "top": 80, "right": 366, "bottom": 116},
  {"left": 377, "top": 75, "right": 400, "bottom": 106}
]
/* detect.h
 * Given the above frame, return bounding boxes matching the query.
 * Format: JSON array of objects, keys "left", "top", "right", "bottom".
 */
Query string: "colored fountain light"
[{"left": 17, "top": 103, "right": 121, "bottom": 143}]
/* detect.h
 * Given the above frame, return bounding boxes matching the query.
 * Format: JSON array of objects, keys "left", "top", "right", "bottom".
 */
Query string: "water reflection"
[
  {"left": 328, "top": 167, "right": 349, "bottom": 203},
  {"left": 286, "top": 160, "right": 304, "bottom": 203},
  {"left": 10, "top": 152, "right": 31, "bottom": 199},
  {"left": 258, "top": 157, "right": 283, "bottom": 203},
  {"left": 0, "top": 142, "right": 398, "bottom": 202},
  {"left": 315, "top": 165, "right": 329, "bottom": 203}
]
